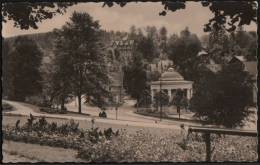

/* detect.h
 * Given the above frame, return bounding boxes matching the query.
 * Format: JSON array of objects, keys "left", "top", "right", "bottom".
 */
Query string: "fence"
[{"left": 188, "top": 126, "right": 257, "bottom": 162}]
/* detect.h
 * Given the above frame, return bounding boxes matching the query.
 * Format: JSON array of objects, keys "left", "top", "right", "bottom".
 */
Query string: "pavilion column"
[
  {"left": 187, "top": 88, "right": 191, "bottom": 100},
  {"left": 168, "top": 89, "right": 172, "bottom": 101},
  {"left": 151, "top": 89, "right": 154, "bottom": 104}
]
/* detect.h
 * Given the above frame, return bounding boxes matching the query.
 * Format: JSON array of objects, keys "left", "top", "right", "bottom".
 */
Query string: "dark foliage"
[
  {"left": 123, "top": 52, "right": 147, "bottom": 101},
  {"left": 2, "top": 102, "right": 13, "bottom": 111},
  {"left": 153, "top": 90, "right": 169, "bottom": 108},
  {"left": 40, "top": 107, "right": 67, "bottom": 114},
  {"left": 191, "top": 63, "right": 253, "bottom": 128},
  {"left": 51, "top": 12, "right": 110, "bottom": 113},
  {"left": 2, "top": 2, "right": 76, "bottom": 29},
  {"left": 6, "top": 36, "right": 43, "bottom": 101},
  {"left": 3, "top": 2, "right": 256, "bottom": 33},
  {"left": 99, "top": 111, "right": 107, "bottom": 118},
  {"left": 103, "top": 1, "right": 257, "bottom": 33},
  {"left": 167, "top": 28, "right": 202, "bottom": 81}
]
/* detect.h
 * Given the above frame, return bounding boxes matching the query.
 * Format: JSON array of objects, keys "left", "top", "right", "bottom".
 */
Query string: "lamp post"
[
  {"left": 115, "top": 95, "right": 119, "bottom": 120},
  {"left": 159, "top": 58, "right": 163, "bottom": 121}
]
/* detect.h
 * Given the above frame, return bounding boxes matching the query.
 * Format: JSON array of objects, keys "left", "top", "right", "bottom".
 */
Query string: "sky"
[{"left": 2, "top": 2, "right": 257, "bottom": 38}]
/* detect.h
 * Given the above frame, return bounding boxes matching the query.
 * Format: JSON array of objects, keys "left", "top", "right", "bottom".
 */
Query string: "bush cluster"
[
  {"left": 3, "top": 115, "right": 119, "bottom": 150},
  {"left": 2, "top": 102, "right": 13, "bottom": 111},
  {"left": 39, "top": 107, "right": 67, "bottom": 114},
  {"left": 99, "top": 111, "right": 107, "bottom": 118}
]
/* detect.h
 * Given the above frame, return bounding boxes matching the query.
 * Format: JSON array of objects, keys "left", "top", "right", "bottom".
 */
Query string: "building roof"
[
  {"left": 235, "top": 56, "right": 246, "bottom": 62},
  {"left": 159, "top": 68, "right": 184, "bottom": 81},
  {"left": 150, "top": 80, "right": 193, "bottom": 86},
  {"left": 198, "top": 50, "right": 208, "bottom": 56},
  {"left": 206, "top": 64, "right": 222, "bottom": 73}
]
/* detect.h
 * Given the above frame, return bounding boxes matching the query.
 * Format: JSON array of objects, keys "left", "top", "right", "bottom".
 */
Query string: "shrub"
[
  {"left": 40, "top": 107, "right": 67, "bottom": 114},
  {"left": 2, "top": 102, "right": 13, "bottom": 111},
  {"left": 153, "top": 91, "right": 169, "bottom": 107},
  {"left": 25, "top": 95, "right": 44, "bottom": 106},
  {"left": 87, "top": 127, "right": 119, "bottom": 143},
  {"left": 99, "top": 111, "right": 107, "bottom": 118}
]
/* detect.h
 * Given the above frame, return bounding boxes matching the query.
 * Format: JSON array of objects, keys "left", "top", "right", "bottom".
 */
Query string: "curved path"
[{"left": 3, "top": 99, "right": 201, "bottom": 130}]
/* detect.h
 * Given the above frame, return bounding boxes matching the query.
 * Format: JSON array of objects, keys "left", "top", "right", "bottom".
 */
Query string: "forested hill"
[
  {"left": 3, "top": 32, "right": 56, "bottom": 64},
  {"left": 3, "top": 30, "right": 126, "bottom": 64}
]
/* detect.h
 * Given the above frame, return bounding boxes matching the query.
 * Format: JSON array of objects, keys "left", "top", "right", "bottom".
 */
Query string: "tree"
[
  {"left": 104, "top": 1, "right": 257, "bottom": 32},
  {"left": 207, "top": 26, "right": 231, "bottom": 64},
  {"left": 136, "top": 35, "right": 159, "bottom": 62},
  {"left": 167, "top": 28, "right": 202, "bottom": 81},
  {"left": 2, "top": 39, "right": 10, "bottom": 98},
  {"left": 145, "top": 26, "right": 159, "bottom": 40},
  {"left": 45, "top": 30, "right": 74, "bottom": 110},
  {"left": 3, "top": 2, "right": 256, "bottom": 33},
  {"left": 123, "top": 52, "right": 147, "bottom": 103},
  {"left": 53, "top": 12, "right": 110, "bottom": 113},
  {"left": 7, "top": 36, "right": 43, "bottom": 101},
  {"left": 171, "top": 89, "right": 184, "bottom": 119},
  {"left": 2, "top": 2, "right": 76, "bottom": 29},
  {"left": 190, "top": 63, "right": 252, "bottom": 128},
  {"left": 159, "top": 26, "right": 167, "bottom": 54},
  {"left": 231, "top": 27, "right": 257, "bottom": 61},
  {"left": 153, "top": 91, "right": 169, "bottom": 108},
  {"left": 138, "top": 89, "right": 151, "bottom": 107}
]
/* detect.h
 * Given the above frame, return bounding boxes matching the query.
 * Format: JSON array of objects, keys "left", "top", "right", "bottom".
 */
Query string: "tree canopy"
[
  {"left": 167, "top": 27, "right": 202, "bottom": 81},
  {"left": 6, "top": 36, "right": 43, "bottom": 101},
  {"left": 190, "top": 63, "right": 253, "bottom": 128},
  {"left": 2, "top": 1, "right": 257, "bottom": 33},
  {"left": 50, "top": 12, "right": 110, "bottom": 113}
]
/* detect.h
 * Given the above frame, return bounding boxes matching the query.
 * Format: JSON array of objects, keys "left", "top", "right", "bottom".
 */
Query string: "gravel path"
[{"left": 3, "top": 100, "right": 202, "bottom": 130}]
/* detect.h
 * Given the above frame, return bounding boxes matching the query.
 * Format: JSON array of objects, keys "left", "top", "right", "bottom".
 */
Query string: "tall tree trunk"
[
  {"left": 78, "top": 94, "right": 81, "bottom": 114},
  {"left": 78, "top": 68, "right": 83, "bottom": 114},
  {"left": 61, "top": 95, "right": 65, "bottom": 111}
]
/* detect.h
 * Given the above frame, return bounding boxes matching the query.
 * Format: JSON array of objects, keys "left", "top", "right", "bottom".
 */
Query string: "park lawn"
[{"left": 3, "top": 140, "right": 85, "bottom": 163}]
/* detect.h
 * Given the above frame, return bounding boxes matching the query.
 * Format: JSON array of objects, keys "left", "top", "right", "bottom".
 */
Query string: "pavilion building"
[{"left": 150, "top": 67, "right": 193, "bottom": 103}]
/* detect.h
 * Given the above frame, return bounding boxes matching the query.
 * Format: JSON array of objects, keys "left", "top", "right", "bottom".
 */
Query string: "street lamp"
[
  {"left": 111, "top": 38, "right": 134, "bottom": 119},
  {"left": 159, "top": 55, "right": 163, "bottom": 121},
  {"left": 115, "top": 95, "right": 119, "bottom": 120}
]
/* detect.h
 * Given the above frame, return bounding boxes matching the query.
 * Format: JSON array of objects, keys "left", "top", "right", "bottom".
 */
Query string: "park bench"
[{"left": 188, "top": 126, "right": 257, "bottom": 162}]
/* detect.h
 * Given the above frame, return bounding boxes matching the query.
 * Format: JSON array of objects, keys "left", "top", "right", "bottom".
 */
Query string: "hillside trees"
[
  {"left": 2, "top": 39, "right": 10, "bottom": 98},
  {"left": 2, "top": 2, "right": 76, "bottom": 29},
  {"left": 203, "top": 26, "right": 257, "bottom": 63},
  {"left": 167, "top": 27, "right": 202, "bottom": 81},
  {"left": 231, "top": 27, "right": 257, "bottom": 61},
  {"left": 159, "top": 26, "right": 168, "bottom": 54},
  {"left": 135, "top": 27, "right": 160, "bottom": 62},
  {"left": 6, "top": 36, "right": 43, "bottom": 101},
  {"left": 123, "top": 51, "right": 147, "bottom": 104},
  {"left": 51, "top": 12, "right": 110, "bottom": 113}
]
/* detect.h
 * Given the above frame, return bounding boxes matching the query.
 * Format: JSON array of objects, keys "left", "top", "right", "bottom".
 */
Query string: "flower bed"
[
  {"left": 3, "top": 115, "right": 119, "bottom": 150},
  {"left": 2, "top": 115, "right": 257, "bottom": 162},
  {"left": 78, "top": 131, "right": 257, "bottom": 162}
]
